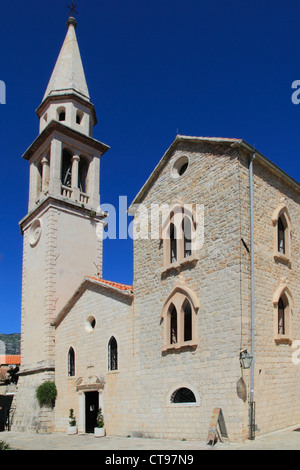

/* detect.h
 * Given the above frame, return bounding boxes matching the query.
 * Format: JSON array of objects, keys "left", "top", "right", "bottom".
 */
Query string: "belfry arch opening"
[
  {"left": 79, "top": 157, "right": 89, "bottom": 194},
  {"left": 61, "top": 149, "right": 72, "bottom": 188},
  {"left": 57, "top": 106, "right": 66, "bottom": 122}
]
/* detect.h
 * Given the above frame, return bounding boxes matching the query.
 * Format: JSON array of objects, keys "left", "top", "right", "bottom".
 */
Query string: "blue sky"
[{"left": 0, "top": 0, "right": 299, "bottom": 334}]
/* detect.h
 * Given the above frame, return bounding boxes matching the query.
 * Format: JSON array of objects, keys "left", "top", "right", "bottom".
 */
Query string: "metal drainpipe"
[{"left": 249, "top": 153, "right": 256, "bottom": 440}]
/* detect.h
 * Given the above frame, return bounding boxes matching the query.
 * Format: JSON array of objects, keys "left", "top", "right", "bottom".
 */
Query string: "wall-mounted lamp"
[{"left": 240, "top": 349, "right": 253, "bottom": 370}]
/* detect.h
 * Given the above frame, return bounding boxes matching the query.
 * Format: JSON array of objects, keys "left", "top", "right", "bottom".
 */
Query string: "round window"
[
  {"left": 29, "top": 219, "right": 42, "bottom": 247},
  {"left": 85, "top": 316, "right": 96, "bottom": 333},
  {"left": 171, "top": 156, "right": 189, "bottom": 179}
]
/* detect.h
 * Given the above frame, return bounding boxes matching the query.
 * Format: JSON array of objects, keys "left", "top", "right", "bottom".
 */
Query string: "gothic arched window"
[
  {"left": 273, "top": 284, "right": 293, "bottom": 342},
  {"left": 278, "top": 297, "right": 286, "bottom": 335},
  {"left": 108, "top": 336, "right": 118, "bottom": 371},
  {"left": 170, "top": 305, "right": 178, "bottom": 344},
  {"left": 68, "top": 347, "right": 75, "bottom": 377},
  {"left": 161, "top": 205, "right": 198, "bottom": 271},
  {"left": 170, "top": 223, "right": 177, "bottom": 263},
  {"left": 278, "top": 217, "right": 286, "bottom": 254},
  {"left": 183, "top": 216, "right": 192, "bottom": 258},
  {"left": 161, "top": 286, "right": 199, "bottom": 352},
  {"left": 272, "top": 204, "right": 292, "bottom": 262},
  {"left": 183, "top": 300, "right": 192, "bottom": 342}
]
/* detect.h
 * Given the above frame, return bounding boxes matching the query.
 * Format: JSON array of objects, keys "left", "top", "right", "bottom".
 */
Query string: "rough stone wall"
[
  {"left": 239, "top": 150, "right": 300, "bottom": 436},
  {"left": 11, "top": 370, "right": 55, "bottom": 433},
  {"left": 131, "top": 141, "right": 249, "bottom": 441}
]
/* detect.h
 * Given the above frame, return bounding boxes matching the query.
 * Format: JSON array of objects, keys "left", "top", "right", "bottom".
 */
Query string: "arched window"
[
  {"left": 278, "top": 217, "right": 286, "bottom": 254},
  {"left": 68, "top": 347, "right": 75, "bottom": 377},
  {"left": 161, "top": 205, "right": 197, "bottom": 270},
  {"left": 57, "top": 107, "right": 66, "bottom": 122},
  {"left": 272, "top": 204, "right": 292, "bottom": 262},
  {"left": 278, "top": 297, "right": 286, "bottom": 335},
  {"left": 169, "top": 305, "right": 178, "bottom": 344},
  {"left": 183, "top": 300, "right": 192, "bottom": 342},
  {"left": 162, "top": 285, "right": 199, "bottom": 352},
  {"left": 183, "top": 217, "right": 192, "bottom": 258},
  {"left": 171, "top": 387, "right": 196, "bottom": 404},
  {"left": 170, "top": 223, "right": 177, "bottom": 263},
  {"left": 61, "top": 149, "right": 72, "bottom": 187},
  {"left": 76, "top": 110, "right": 84, "bottom": 125},
  {"left": 108, "top": 336, "right": 118, "bottom": 371},
  {"left": 273, "top": 285, "right": 293, "bottom": 342}
]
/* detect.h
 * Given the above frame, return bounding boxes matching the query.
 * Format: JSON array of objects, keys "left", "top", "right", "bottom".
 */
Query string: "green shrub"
[
  {"left": 36, "top": 381, "right": 57, "bottom": 407},
  {"left": 0, "top": 441, "right": 11, "bottom": 450},
  {"left": 96, "top": 408, "right": 104, "bottom": 428},
  {"left": 69, "top": 408, "right": 76, "bottom": 426}
]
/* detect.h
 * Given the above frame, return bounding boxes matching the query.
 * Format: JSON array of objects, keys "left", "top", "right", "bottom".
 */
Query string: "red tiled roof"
[
  {"left": 0, "top": 355, "right": 21, "bottom": 365},
  {"left": 86, "top": 276, "right": 133, "bottom": 292}
]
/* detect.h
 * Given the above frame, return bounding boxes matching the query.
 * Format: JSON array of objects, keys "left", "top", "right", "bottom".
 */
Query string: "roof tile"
[{"left": 86, "top": 276, "right": 133, "bottom": 293}]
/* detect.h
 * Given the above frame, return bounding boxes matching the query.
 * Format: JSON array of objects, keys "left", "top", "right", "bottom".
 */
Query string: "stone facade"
[
  {"left": 53, "top": 278, "right": 134, "bottom": 435},
  {"left": 126, "top": 138, "right": 300, "bottom": 441},
  {"left": 52, "top": 137, "right": 299, "bottom": 442},
  {"left": 14, "top": 17, "right": 300, "bottom": 441}
]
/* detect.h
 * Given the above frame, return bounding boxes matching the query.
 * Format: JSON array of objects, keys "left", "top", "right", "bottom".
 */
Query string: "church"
[{"left": 11, "top": 15, "right": 300, "bottom": 442}]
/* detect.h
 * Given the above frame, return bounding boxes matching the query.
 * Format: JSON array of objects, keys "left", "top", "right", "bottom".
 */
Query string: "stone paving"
[{"left": 1, "top": 425, "right": 300, "bottom": 451}]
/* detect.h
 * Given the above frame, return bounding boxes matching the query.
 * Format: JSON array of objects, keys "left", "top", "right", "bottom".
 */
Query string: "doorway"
[
  {"left": 0, "top": 395, "right": 13, "bottom": 432},
  {"left": 85, "top": 391, "right": 99, "bottom": 433}
]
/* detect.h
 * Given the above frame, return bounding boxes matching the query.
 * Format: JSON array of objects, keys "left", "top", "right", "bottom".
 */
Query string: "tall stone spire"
[
  {"left": 13, "top": 13, "right": 109, "bottom": 434},
  {"left": 42, "top": 17, "right": 90, "bottom": 104},
  {"left": 36, "top": 16, "right": 97, "bottom": 137}
]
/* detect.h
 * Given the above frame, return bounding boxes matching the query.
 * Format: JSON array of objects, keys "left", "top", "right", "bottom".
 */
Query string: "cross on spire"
[{"left": 67, "top": 1, "right": 78, "bottom": 17}]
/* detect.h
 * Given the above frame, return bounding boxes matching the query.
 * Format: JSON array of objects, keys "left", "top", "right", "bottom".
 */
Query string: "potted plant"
[
  {"left": 67, "top": 408, "right": 77, "bottom": 435},
  {"left": 94, "top": 408, "right": 105, "bottom": 437}
]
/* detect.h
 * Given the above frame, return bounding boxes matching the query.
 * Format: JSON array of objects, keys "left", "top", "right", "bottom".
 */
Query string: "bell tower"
[{"left": 12, "top": 16, "right": 109, "bottom": 432}]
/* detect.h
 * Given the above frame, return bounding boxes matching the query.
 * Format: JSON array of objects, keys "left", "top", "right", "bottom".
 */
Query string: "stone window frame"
[
  {"left": 161, "top": 282, "right": 199, "bottom": 352},
  {"left": 85, "top": 315, "right": 96, "bottom": 333},
  {"left": 273, "top": 282, "right": 294, "bottom": 344},
  {"left": 272, "top": 202, "right": 292, "bottom": 265},
  {"left": 166, "top": 384, "right": 200, "bottom": 408},
  {"left": 170, "top": 155, "right": 190, "bottom": 180},
  {"left": 161, "top": 203, "right": 199, "bottom": 274}
]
